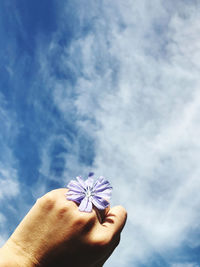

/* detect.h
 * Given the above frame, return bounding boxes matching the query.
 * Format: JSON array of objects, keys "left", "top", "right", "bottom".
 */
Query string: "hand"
[{"left": 0, "top": 188, "right": 127, "bottom": 267}]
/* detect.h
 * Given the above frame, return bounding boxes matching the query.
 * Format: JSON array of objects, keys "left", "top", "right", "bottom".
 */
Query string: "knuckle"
[
  {"left": 74, "top": 216, "right": 87, "bottom": 226},
  {"left": 72, "top": 211, "right": 87, "bottom": 224},
  {"left": 87, "top": 213, "right": 96, "bottom": 224},
  {"left": 37, "top": 192, "right": 56, "bottom": 210},
  {"left": 74, "top": 213, "right": 96, "bottom": 231},
  {"left": 56, "top": 206, "right": 69, "bottom": 219}
]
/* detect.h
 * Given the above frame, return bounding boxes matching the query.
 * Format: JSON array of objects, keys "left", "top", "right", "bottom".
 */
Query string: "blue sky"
[{"left": 1, "top": 1, "right": 200, "bottom": 266}]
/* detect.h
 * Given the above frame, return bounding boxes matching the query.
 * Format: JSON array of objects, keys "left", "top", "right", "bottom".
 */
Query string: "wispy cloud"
[
  {"left": 0, "top": 165, "right": 19, "bottom": 200},
  {"left": 0, "top": 93, "right": 19, "bottom": 198},
  {"left": 0, "top": 93, "right": 20, "bottom": 244},
  {"left": 37, "top": 1, "right": 200, "bottom": 266},
  {"left": 0, "top": 212, "right": 7, "bottom": 246},
  {"left": 172, "top": 264, "right": 199, "bottom": 267},
  {"left": 1, "top": 1, "right": 200, "bottom": 266}
]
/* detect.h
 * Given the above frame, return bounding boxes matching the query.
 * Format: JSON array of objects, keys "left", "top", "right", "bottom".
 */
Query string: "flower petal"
[
  {"left": 91, "top": 196, "right": 109, "bottom": 210},
  {"left": 93, "top": 177, "right": 112, "bottom": 193},
  {"left": 79, "top": 197, "right": 93, "bottom": 212},
  {"left": 66, "top": 191, "right": 84, "bottom": 196},
  {"left": 85, "top": 177, "right": 94, "bottom": 188},
  {"left": 66, "top": 193, "right": 84, "bottom": 204},
  {"left": 94, "top": 189, "right": 112, "bottom": 200},
  {"left": 76, "top": 176, "right": 86, "bottom": 189},
  {"left": 67, "top": 179, "right": 85, "bottom": 193},
  {"left": 66, "top": 174, "right": 112, "bottom": 213}
]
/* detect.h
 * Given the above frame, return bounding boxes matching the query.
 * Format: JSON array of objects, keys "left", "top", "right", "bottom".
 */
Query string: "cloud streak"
[
  {"left": 1, "top": 1, "right": 200, "bottom": 266},
  {"left": 39, "top": 1, "right": 200, "bottom": 266},
  {"left": 0, "top": 93, "right": 20, "bottom": 245}
]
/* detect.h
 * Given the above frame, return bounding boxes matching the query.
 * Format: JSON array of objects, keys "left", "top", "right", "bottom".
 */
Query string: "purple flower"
[{"left": 66, "top": 173, "right": 112, "bottom": 212}]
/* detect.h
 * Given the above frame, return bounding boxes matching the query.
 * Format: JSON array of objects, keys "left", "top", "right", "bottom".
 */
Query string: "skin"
[{"left": 0, "top": 188, "right": 127, "bottom": 267}]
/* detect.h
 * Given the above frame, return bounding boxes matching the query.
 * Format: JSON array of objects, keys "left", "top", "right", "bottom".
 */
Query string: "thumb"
[
  {"left": 102, "top": 205, "right": 127, "bottom": 236},
  {"left": 93, "top": 206, "right": 127, "bottom": 266}
]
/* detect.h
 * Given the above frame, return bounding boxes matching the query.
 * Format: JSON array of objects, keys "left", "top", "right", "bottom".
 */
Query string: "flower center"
[{"left": 85, "top": 187, "right": 93, "bottom": 198}]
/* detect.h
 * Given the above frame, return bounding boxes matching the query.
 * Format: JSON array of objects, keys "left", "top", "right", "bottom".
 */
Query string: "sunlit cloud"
[
  {"left": 1, "top": 1, "right": 200, "bottom": 266},
  {"left": 39, "top": 1, "right": 200, "bottom": 266}
]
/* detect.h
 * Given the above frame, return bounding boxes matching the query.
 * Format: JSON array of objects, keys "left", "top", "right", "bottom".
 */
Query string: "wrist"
[
  {"left": 0, "top": 247, "right": 20, "bottom": 267},
  {"left": 0, "top": 240, "right": 38, "bottom": 267}
]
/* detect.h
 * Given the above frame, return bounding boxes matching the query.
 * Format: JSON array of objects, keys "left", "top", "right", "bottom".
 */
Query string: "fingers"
[
  {"left": 101, "top": 205, "right": 127, "bottom": 236},
  {"left": 41, "top": 189, "right": 127, "bottom": 239},
  {"left": 91, "top": 205, "right": 127, "bottom": 261}
]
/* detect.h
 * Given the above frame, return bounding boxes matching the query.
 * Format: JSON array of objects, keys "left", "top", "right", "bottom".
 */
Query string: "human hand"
[{"left": 0, "top": 188, "right": 127, "bottom": 267}]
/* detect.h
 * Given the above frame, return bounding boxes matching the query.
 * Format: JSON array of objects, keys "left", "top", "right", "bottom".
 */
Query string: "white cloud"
[
  {"left": 39, "top": 1, "right": 200, "bottom": 266},
  {"left": 0, "top": 93, "right": 20, "bottom": 200},
  {"left": 0, "top": 93, "right": 20, "bottom": 246},
  {"left": 172, "top": 263, "right": 199, "bottom": 267},
  {"left": 0, "top": 213, "right": 7, "bottom": 247},
  {"left": 0, "top": 165, "right": 19, "bottom": 199}
]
